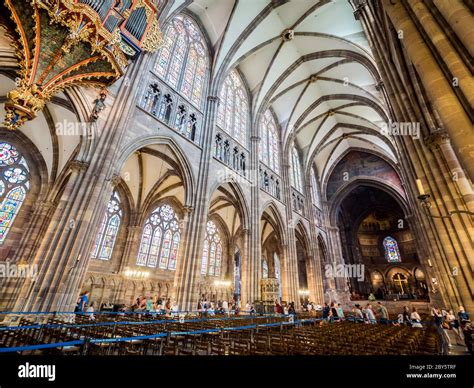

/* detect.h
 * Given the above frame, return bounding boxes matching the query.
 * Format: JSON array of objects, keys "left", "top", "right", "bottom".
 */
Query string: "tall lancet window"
[
  {"left": 310, "top": 167, "right": 321, "bottom": 208},
  {"left": 137, "top": 204, "right": 181, "bottom": 270},
  {"left": 154, "top": 14, "right": 209, "bottom": 108},
  {"left": 201, "top": 220, "right": 222, "bottom": 277},
  {"left": 259, "top": 109, "right": 280, "bottom": 173},
  {"left": 0, "top": 142, "right": 29, "bottom": 245},
  {"left": 262, "top": 259, "right": 269, "bottom": 279},
  {"left": 92, "top": 191, "right": 122, "bottom": 260},
  {"left": 217, "top": 70, "right": 249, "bottom": 146},
  {"left": 383, "top": 236, "right": 401, "bottom": 263},
  {"left": 291, "top": 145, "right": 303, "bottom": 192}
]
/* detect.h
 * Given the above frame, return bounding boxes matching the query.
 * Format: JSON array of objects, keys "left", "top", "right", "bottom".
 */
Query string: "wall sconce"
[
  {"left": 416, "top": 179, "right": 474, "bottom": 219},
  {"left": 214, "top": 280, "right": 232, "bottom": 288},
  {"left": 124, "top": 269, "right": 150, "bottom": 279}
]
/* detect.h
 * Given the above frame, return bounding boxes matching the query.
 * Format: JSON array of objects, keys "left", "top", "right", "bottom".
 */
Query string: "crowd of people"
[
  {"left": 75, "top": 290, "right": 472, "bottom": 353},
  {"left": 430, "top": 305, "right": 471, "bottom": 350}
]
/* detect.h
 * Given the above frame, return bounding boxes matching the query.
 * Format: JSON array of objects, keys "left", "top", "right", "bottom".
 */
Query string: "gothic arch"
[
  {"left": 328, "top": 178, "right": 410, "bottom": 226},
  {"left": 260, "top": 201, "right": 287, "bottom": 245},
  {"left": 116, "top": 136, "right": 195, "bottom": 207},
  {"left": 207, "top": 180, "right": 250, "bottom": 231}
]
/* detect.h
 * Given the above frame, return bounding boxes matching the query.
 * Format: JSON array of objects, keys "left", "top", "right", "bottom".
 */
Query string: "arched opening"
[
  {"left": 260, "top": 205, "right": 285, "bottom": 306},
  {"left": 200, "top": 182, "right": 248, "bottom": 305},
  {"left": 334, "top": 184, "right": 428, "bottom": 302},
  {"left": 295, "top": 225, "right": 311, "bottom": 305}
]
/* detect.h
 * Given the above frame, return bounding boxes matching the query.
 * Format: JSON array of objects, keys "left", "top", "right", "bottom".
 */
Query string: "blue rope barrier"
[
  {"left": 0, "top": 314, "right": 276, "bottom": 331},
  {"left": 0, "top": 310, "right": 267, "bottom": 316},
  {"left": 0, "top": 340, "right": 84, "bottom": 353},
  {"left": 0, "top": 315, "right": 436, "bottom": 353}
]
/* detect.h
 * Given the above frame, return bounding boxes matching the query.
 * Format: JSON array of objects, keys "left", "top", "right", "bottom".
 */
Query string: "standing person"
[
  {"left": 171, "top": 301, "right": 179, "bottom": 317},
  {"left": 321, "top": 303, "right": 330, "bottom": 326},
  {"left": 403, "top": 305, "right": 411, "bottom": 326},
  {"left": 245, "top": 301, "right": 251, "bottom": 313},
  {"left": 76, "top": 291, "right": 89, "bottom": 313},
  {"left": 365, "top": 304, "right": 376, "bottom": 324},
  {"left": 377, "top": 302, "right": 389, "bottom": 324},
  {"left": 336, "top": 303, "right": 344, "bottom": 320},
  {"left": 446, "top": 309, "right": 464, "bottom": 344},
  {"left": 330, "top": 302, "right": 338, "bottom": 322},
  {"left": 275, "top": 301, "right": 283, "bottom": 314},
  {"left": 288, "top": 302, "right": 296, "bottom": 317},
  {"left": 85, "top": 302, "right": 95, "bottom": 321},
  {"left": 222, "top": 299, "right": 229, "bottom": 316},
  {"left": 432, "top": 306, "right": 443, "bottom": 327},
  {"left": 146, "top": 296, "right": 154, "bottom": 312},
  {"left": 353, "top": 304, "right": 364, "bottom": 322},
  {"left": 410, "top": 307, "right": 423, "bottom": 328},
  {"left": 458, "top": 306, "right": 470, "bottom": 328}
]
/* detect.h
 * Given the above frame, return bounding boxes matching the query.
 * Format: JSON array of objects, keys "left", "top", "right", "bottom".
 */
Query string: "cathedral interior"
[{"left": 0, "top": 0, "right": 472, "bottom": 361}]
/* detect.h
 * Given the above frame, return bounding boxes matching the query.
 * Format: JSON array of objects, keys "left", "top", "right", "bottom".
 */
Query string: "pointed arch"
[{"left": 154, "top": 13, "right": 210, "bottom": 109}]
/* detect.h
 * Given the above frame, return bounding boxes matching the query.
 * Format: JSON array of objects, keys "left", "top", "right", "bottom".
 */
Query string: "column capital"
[
  {"left": 250, "top": 135, "right": 261, "bottom": 142},
  {"left": 33, "top": 200, "right": 55, "bottom": 213},
  {"left": 69, "top": 160, "right": 89, "bottom": 172},
  {"left": 424, "top": 130, "right": 450, "bottom": 150},
  {"left": 110, "top": 173, "right": 122, "bottom": 187},
  {"left": 184, "top": 205, "right": 194, "bottom": 213},
  {"left": 353, "top": 0, "right": 367, "bottom": 20},
  {"left": 207, "top": 95, "right": 220, "bottom": 104}
]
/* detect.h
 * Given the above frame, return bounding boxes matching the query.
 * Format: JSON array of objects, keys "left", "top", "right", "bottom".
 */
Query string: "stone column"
[
  {"left": 425, "top": 131, "right": 474, "bottom": 214},
  {"left": 432, "top": 0, "right": 474, "bottom": 57},
  {"left": 174, "top": 96, "right": 220, "bottom": 311},
  {"left": 405, "top": 0, "right": 473, "bottom": 106},
  {"left": 246, "top": 134, "right": 261, "bottom": 305},
  {"left": 171, "top": 205, "right": 193, "bottom": 304},
  {"left": 12, "top": 53, "right": 151, "bottom": 313},
  {"left": 326, "top": 226, "right": 350, "bottom": 305},
  {"left": 381, "top": 0, "right": 474, "bottom": 181},
  {"left": 280, "top": 162, "right": 299, "bottom": 306},
  {"left": 304, "top": 182, "right": 325, "bottom": 304}
]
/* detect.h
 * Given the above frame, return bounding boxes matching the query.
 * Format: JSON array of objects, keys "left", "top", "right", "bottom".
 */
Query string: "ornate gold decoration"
[
  {"left": 142, "top": 19, "right": 163, "bottom": 52},
  {"left": 2, "top": 0, "right": 163, "bottom": 130}
]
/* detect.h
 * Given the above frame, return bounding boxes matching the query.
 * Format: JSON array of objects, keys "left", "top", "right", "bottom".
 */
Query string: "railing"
[
  {"left": 259, "top": 164, "right": 281, "bottom": 200},
  {"left": 140, "top": 76, "right": 203, "bottom": 144},
  {"left": 313, "top": 205, "right": 323, "bottom": 227},
  {"left": 292, "top": 188, "right": 305, "bottom": 216},
  {"left": 213, "top": 129, "right": 249, "bottom": 177}
]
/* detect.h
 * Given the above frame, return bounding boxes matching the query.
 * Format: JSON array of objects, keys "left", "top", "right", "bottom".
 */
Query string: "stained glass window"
[
  {"left": 383, "top": 236, "right": 401, "bottom": 263},
  {"left": 0, "top": 142, "right": 29, "bottom": 245},
  {"left": 217, "top": 70, "right": 249, "bottom": 146},
  {"left": 92, "top": 191, "right": 122, "bottom": 260},
  {"left": 154, "top": 15, "right": 208, "bottom": 109},
  {"left": 137, "top": 204, "right": 181, "bottom": 270},
  {"left": 291, "top": 145, "right": 303, "bottom": 192},
  {"left": 201, "top": 220, "right": 223, "bottom": 277},
  {"left": 274, "top": 253, "right": 282, "bottom": 298},
  {"left": 262, "top": 259, "right": 268, "bottom": 279},
  {"left": 310, "top": 167, "right": 320, "bottom": 207},
  {"left": 259, "top": 110, "right": 280, "bottom": 173}
]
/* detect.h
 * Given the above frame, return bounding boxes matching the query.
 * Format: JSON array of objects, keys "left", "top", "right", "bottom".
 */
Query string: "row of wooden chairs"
[{"left": 0, "top": 314, "right": 440, "bottom": 356}]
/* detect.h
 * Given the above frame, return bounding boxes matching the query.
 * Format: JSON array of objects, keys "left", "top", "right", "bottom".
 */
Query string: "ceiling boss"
[{"left": 0, "top": 0, "right": 164, "bottom": 130}]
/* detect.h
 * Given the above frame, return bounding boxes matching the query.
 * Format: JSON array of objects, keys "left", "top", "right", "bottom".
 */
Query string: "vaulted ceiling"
[{"left": 170, "top": 0, "right": 398, "bottom": 181}]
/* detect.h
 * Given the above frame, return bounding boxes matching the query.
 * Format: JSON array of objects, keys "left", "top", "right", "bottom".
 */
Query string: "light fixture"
[
  {"left": 298, "top": 289, "right": 310, "bottom": 296},
  {"left": 415, "top": 179, "right": 474, "bottom": 218},
  {"left": 124, "top": 269, "right": 150, "bottom": 279},
  {"left": 214, "top": 280, "right": 232, "bottom": 288}
]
